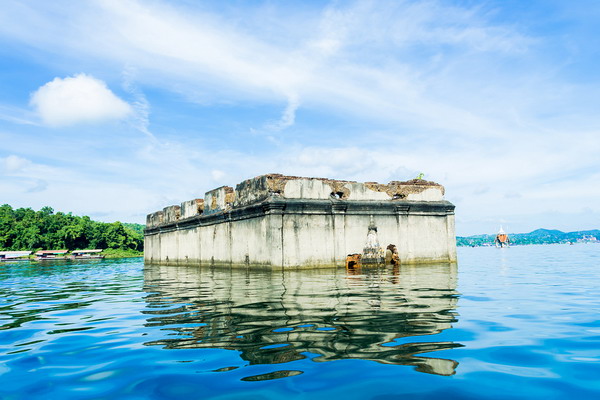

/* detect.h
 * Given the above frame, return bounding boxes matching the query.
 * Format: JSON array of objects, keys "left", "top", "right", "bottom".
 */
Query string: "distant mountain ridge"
[{"left": 457, "top": 229, "right": 600, "bottom": 247}]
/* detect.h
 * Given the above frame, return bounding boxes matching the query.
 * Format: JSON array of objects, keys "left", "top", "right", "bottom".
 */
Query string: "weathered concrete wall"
[
  {"left": 204, "top": 186, "right": 234, "bottom": 215},
  {"left": 177, "top": 227, "right": 201, "bottom": 263},
  {"left": 180, "top": 199, "right": 203, "bottom": 219},
  {"left": 144, "top": 229, "right": 161, "bottom": 263},
  {"left": 144, "top": 174, "right": 457, "bottom": 268},
  {"left": 282, "top": 212, "right": 336, "bottom": 267},
  {"left": 159, "top": 229, "right": 178, "bottom": 263},
  {"left": 163, "top": 205, "right": 181, "bottom": 223}
]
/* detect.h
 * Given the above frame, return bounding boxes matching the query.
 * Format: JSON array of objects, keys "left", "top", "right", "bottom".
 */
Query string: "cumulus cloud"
[
  {"left": 2, "top": 154, "right": 32, "bottom": 173},
  {"left": 30, "top": 73, "right": 132, "bottom": 126}
]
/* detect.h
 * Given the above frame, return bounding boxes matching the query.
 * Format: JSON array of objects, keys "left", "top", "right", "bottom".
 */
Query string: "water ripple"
[{"left": 1, "top": 246, "right": 600, "bottom": 399}]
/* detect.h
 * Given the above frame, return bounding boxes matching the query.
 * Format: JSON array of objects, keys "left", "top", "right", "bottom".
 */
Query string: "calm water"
[{"left": 1, "top": 245, "right": 599, "bottom": 399}]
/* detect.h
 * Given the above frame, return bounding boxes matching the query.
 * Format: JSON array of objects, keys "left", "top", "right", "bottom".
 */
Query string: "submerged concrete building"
[{"left": 144, "top": 174, "right": 457, "bottom": 268}]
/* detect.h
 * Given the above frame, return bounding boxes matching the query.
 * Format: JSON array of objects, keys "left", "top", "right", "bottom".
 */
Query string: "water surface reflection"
[{"left": 142, "top": 264, "right": 461, "bottom": 376}]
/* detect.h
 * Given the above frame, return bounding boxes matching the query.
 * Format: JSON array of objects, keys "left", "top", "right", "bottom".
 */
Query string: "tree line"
[{"left": 0, "top": 204, "right": 143, "bottom": 252}]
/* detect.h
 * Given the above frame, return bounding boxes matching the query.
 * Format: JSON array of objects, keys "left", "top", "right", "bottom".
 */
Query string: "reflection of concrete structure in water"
[{"left": 142, "top": 263, "right": 462, "bottom": 376}]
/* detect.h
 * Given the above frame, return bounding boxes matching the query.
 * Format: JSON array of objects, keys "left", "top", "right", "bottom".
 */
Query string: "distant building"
[{"left": 577, "top": 235, "right": 599, "bottom": 243}]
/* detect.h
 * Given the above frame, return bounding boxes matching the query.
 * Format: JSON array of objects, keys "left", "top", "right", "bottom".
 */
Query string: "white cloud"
[
  {"left": 3, "top": 1, "right": 538, "bottom": 137},
  {"left": 30, "top": 73, "right": 132, "bottom": 126},
  {"left": 121, "top": 66, "right": 155, "bottom": 139},
  {"left": 210, "top": 169, "right": 227, "bottom": 182},
  {"left": 266, "top": 94, "right": 300, "bottom": 131},
  {"left": 1, "top": 0, "right": 599, "bottom": 234},
  {"left": 2, "top": 155, "right": 32, "bottom": 173},
  {"left": 26, "top": 179, "right": 48, "bottom": 193},
  {"left": 0, "top": 105, "right": 39, "bottom": 126}
]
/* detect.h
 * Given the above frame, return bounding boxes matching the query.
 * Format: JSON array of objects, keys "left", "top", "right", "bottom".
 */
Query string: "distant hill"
[
  {"left": 457, "top": 229, "right": 600, "bottom": 247},
  {"left": 123, "top": 223, "right": 145, "bottom": 236}
]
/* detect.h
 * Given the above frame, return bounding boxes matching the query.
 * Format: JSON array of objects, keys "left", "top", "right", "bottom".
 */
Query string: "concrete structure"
[{"left": 144, "top": 174, "right": 457, "bottom": 268}]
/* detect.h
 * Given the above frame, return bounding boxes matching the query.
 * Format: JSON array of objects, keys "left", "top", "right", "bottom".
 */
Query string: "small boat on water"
[
  {"left": 0, "top": 251, "right": 32, "bottom": 262},
  {"left": 495, "top": 227, "right": 510, "bottom": 248},
  {"left": 35, "top": 250, "right": 69, "bottom": 261},
  {"left": 70, "top": 249, "right": 105, "bottom": 260}
]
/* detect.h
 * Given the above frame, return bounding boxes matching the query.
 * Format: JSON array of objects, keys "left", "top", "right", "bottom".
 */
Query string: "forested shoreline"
[
  {"left": 0, "top": 204, "right": 144, "bottom": 255},
  {"left": 457, "top": 228, "right": 600, "bottom": 247}
]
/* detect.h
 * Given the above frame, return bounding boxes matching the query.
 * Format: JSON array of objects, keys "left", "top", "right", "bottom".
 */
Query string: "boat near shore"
[
  {"left": 0, "top": 251, "right": 32, "bottom": 262},
  {"left": 495, "top": 227, "right": 510, "bottom": 248},
  {"left": 70, "top": 249, "right": 105, "bottom": 260},
  {"left": 2, "top": 249, "right": 107, "bottom": 262},
  {"left": 35, "top": 250, "right": 69, "bottom": 261}
]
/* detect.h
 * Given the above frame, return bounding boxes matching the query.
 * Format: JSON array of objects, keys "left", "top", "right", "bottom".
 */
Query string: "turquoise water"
[{"left": 1, "top": 244, "right": 599, "bottom": 399}]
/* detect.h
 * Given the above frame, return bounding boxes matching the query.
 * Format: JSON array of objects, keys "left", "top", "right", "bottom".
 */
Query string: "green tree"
[{"left": 0, "top": 204, "right": 143, "bottom": 253}]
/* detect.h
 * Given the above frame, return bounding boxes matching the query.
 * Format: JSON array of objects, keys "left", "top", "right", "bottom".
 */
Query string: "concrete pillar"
[
  {"left": 395, "top": 205, "right": 410, "bottom": 263},
  {"left": 263, "top": 200, "right": 284, "bottom": 268},
  {"left": 446, "top": 208, "right": 457, "bottom": 262},
  {"left": 197, "top": 223, "right": 203, "bottom": 265},
  {"left": 332, "top": 203, "right": 347, "bottom": 266}
]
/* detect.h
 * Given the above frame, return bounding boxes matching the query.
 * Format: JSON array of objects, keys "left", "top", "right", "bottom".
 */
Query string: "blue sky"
[{"left": 1, "top": 0, "right": 599, "bottom": 235}]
